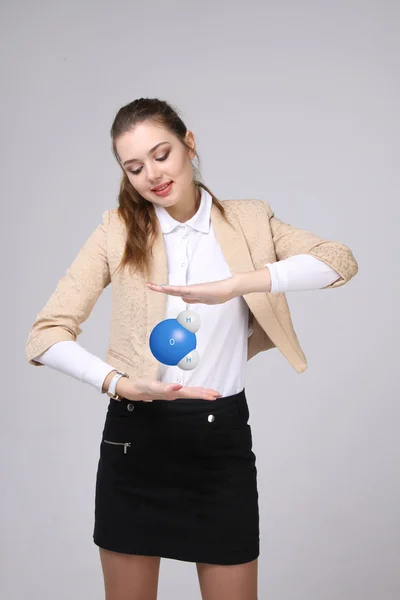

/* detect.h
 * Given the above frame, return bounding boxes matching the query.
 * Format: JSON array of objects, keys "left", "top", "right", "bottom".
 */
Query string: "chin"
[
  {"left": 162, "top": 199, "right": 179, "bottom": 208},
  {"left": 159, "top": 194, "right": 179, "bottom": 205}
]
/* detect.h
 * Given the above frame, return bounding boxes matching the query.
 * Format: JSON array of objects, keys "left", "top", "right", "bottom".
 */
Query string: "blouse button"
[
  {"left": 208, "top": 414, "right": 215, "bottom": 423},
  {"left": 127, "top": 403, "right": 135, "bottom": 411}
]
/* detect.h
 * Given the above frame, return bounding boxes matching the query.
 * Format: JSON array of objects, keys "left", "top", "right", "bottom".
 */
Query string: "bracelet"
[{"left": 106, "top": 371, "right": 128, "bottom": 401}]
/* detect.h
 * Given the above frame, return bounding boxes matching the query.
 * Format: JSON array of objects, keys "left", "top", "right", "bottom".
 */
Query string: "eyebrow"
[{"left": 122, "top": 141, "right": 170, "bottom": 166}]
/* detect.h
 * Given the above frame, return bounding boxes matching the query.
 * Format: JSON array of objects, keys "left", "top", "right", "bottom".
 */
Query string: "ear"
[{"left": 185, "top": 130, "right": 196, "bottom": 160}]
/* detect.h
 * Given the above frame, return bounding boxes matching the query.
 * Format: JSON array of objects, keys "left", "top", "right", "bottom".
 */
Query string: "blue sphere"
[{"left": 149, "top": 318, "right": 197, "bottom": 366}]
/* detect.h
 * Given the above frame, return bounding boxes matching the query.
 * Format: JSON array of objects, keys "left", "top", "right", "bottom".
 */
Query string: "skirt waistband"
[{"left": 107, "top": 388, "right": 248, "bottom": 422}]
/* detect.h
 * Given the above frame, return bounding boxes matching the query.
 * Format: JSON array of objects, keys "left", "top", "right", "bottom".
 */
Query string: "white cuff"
[
  {"left": 33, "top": 340, "right": 117, "bottom": 394},
  {"left": 265, "top": 254, "right": 341, "bottom": 293}
]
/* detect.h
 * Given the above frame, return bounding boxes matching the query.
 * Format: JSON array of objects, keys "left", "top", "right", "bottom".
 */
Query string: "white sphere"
[
  {"left": 177, "top": 310, "right": 201, "bottom": 333},
  {"left": 177, "top": 349, "right": 200, "bottom": 371}
]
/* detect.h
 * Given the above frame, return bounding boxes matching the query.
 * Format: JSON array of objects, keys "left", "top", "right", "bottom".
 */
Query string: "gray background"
[{"left": 1, "top": 0, "right": 399, "bottom": 598}]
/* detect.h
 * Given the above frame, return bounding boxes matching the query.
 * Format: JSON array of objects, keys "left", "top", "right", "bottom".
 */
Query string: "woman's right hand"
[{"left": 117, "top": 377, "right": 222, "bottom": 402}]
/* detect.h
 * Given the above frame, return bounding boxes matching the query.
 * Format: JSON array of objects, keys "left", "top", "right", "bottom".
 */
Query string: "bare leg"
[
  {"left": 196, "top": 558, "right": 258, "bottom": 600},
  {"left": 99, "top": 547, "right": 161, "bottom": 600}
]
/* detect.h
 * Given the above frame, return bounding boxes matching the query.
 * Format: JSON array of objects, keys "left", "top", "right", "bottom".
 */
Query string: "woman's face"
[{"left": 115, "top": 121, "right": 196, "bottom": 209}]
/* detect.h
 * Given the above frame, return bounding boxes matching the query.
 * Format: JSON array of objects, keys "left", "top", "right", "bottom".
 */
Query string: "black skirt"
[{"left": 93, "top": 388, "right": 259, "bottom": 565}]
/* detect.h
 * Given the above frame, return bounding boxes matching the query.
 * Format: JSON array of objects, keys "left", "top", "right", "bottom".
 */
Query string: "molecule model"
[{"left": 149, "top": 310, "right": 201, "bottom": 371}]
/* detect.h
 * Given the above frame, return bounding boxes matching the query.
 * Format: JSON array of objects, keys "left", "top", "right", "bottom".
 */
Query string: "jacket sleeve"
[
  {"left": 263, "top": 201, "right": 359, "bottom": 289},
  {"left": 25, "top": 210, "right": 112, "bottom": 366}
]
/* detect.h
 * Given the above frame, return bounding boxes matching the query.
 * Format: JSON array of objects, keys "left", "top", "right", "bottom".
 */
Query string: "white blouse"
[{"left": 34, "top": 188, "right": 340, "bottom": 396}]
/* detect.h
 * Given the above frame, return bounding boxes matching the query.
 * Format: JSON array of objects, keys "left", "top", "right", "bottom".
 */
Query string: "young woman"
[{"left": 26, "top": 98, "right": 358, "bottom": 600}]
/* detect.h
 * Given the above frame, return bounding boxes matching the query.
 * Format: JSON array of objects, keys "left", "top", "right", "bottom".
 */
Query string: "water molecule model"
[{"left": 149, "top": 310, "right": 201, "bottom": 370}]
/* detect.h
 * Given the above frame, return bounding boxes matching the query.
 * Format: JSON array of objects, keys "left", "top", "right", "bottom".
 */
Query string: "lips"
[{"left": 151, "top": 181, "right": 172, "bottom": 191}]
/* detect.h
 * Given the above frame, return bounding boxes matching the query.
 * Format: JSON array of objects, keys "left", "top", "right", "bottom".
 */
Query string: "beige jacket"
[{"left": 25, "top": 199, "right": 358, "bottom": 379}]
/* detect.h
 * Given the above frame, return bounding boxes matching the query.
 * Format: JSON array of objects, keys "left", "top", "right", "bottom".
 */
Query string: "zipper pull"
[{"left": 124, "top": 443, "right": 131, "bottom": 454}]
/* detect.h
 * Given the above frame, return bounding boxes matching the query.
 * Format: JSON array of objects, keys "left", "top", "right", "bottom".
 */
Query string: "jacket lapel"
[
  {"left": 212, "top": 203, "right": 298, "bottom": 357},
  {"left": 211, "top": 203, "right": 281, "bottom": 340}
]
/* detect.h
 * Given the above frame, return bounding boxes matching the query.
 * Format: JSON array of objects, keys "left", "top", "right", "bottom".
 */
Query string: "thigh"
[
  {"left": 196, "top": 558, "right": 258, "bottom": 600},
  {"left": 99, "top": 547, "right": 161, "bottom": 600}
]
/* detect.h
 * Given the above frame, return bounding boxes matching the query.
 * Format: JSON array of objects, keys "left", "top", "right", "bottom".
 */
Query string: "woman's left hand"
[{"left": 146, "top": 277, "right": 237, "bottom": 305}]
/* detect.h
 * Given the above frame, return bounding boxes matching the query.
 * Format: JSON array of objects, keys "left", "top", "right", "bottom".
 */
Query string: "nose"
[{"left": 146, "top": 162, "right": 162, "bottom": 185}]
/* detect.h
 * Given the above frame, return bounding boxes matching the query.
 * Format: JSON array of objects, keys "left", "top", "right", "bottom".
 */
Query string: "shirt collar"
[{"left": 153, "top": 185, "right": 212, "bottom": 234}]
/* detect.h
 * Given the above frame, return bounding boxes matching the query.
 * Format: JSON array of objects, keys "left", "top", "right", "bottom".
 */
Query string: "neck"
[{"left": 165, "top": 184, "right": 201, "bottom": 223}]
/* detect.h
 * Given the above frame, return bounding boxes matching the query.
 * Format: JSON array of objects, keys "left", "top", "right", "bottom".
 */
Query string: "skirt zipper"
[{"left": 103, "top": 440, "right": 131, "bottom": 454}]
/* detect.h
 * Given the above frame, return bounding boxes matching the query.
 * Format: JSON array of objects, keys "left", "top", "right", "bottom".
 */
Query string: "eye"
[
  {"left": 129, "top": 152, "right": 170, "bottom": 176},
  {"left": 156, "top": 152, "right": 170, "bottom": 162}
]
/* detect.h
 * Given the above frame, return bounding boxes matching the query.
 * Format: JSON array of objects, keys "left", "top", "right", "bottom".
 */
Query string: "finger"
[
  {"left": 190, "top": 387, "right": 222, "bottom": 399},
  {"left": 147, "top": 284, "right": 186, "bottom": 294},
  {"left": 143, "top": 381, "right": 182, "bottom": 397},
  {"left": 182, "top": 297, "right": 201, "bottom": 304},
  {"left": 204, "top": 394, "right": 220, "bottom": 401},
  {"left": 161, "top": 286, "right": 198, "bottom": 297},
  {"left": 158, "top": 289, "right": 184, "bottom": 297},
  {"left": 160, "top": 383, "right": 182, "bottom": 394},
  {"left": 177, "top": 392, "right": 217, "bottom": 402}
]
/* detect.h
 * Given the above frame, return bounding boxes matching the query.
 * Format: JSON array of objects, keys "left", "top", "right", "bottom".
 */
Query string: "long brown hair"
[{"left": 110, "top": 98, "right": 232, "bottom": 277}]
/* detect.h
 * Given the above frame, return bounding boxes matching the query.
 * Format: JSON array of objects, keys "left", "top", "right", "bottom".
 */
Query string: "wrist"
[
  {"left": 102, "top": 370, "right": 117, "bottom": 394},
  {"left": 115, "top": 375, "right": 131, "bottom": 399},
  {"left": 102, "top": 370, "right": 130, "bottom": 400},
  {"left": 232, "top": 268, "right": 272, "bottom": 295}
]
